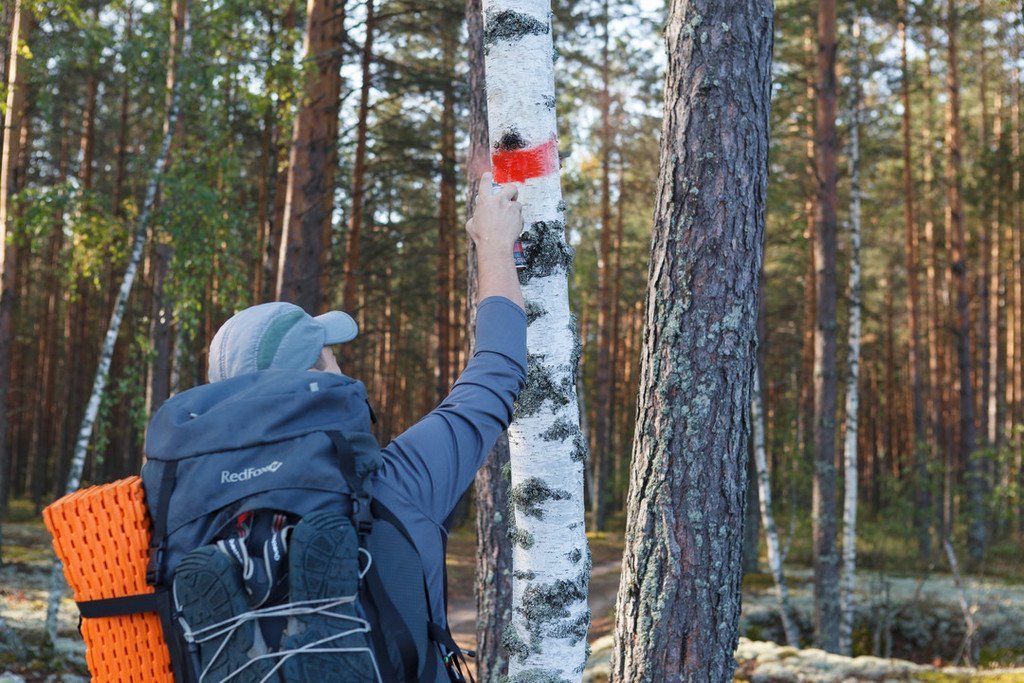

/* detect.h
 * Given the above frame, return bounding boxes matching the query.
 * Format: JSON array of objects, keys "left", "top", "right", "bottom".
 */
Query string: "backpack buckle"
[
  {"left": 351, "top": 494, "right": 373, "bottom": 535},
  {"left": 145, "top": 541, "right": 165, "bottom": 586}
]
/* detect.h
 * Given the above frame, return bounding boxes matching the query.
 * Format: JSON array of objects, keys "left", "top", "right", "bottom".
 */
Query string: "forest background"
[{"left": 1, "top": 0, "right": 1024, "bottom": 679}]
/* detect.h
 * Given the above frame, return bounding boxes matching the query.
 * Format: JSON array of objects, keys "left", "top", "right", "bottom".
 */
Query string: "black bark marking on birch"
[
  {"left": 513, "top": 569, "right": 536, "bottom": 580},
  {"left": 567, "top": 548, "right": 582, "bottom": 564},
  {"left": 507, "top": 668, "right": 567, "bottom": 683},
  {"left": 483, "top": 9, "right": 548, "bottom": 47},
  {"left": 518, "top": 221, "right": 574, "bottom": 285},
  {"left": 515, "top": 353, "right": 569, "bottom": 418},
  {"left": 496, "top": 128, "right": 528, "bottom": 151},
  {"left": 510, "top": 476, "right": 571, "bottom": 519},
  {"left": 509, "top": 522, "right": 535, "bottom": 549},
  {"left": 571, "top": 431, "right": 588, "bottom": 463},
  {"left": 541, "top": 94, "right": 555, "bottom": 110},
  {"left": 525, "top": 300, "right": 547, "bottom": 324},
  {"left": 540, "top": 416, "right": 576, "bottom": 441},
  {"left": 556, "top": 199, "right": 567, "bottom": 213},
  {"left": 502, "top": 622, "right": 530, "bottom": 662},
  {"left": 518, "top": 569, "right": 591, "bottom": 646}
]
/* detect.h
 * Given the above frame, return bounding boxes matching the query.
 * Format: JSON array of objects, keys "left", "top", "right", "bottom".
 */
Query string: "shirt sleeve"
[{"left": 377, "top": 296, "right": 528, "bottom": 524}]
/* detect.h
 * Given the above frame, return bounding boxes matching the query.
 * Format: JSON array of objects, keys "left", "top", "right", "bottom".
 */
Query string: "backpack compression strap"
[{"left": 326, "top": 431, "right": 420, "bottom": 681}]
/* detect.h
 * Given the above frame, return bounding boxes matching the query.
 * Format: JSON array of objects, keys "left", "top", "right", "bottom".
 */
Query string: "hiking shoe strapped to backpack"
[{"left": 173, "top": 546, "right": 277, "bottom": 682}]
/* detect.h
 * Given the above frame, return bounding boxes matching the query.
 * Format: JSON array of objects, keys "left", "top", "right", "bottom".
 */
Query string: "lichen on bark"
[
  {"left": 483, "top": 9, "right": 549, "bottom": 47},
  {"left": 515, "top": 352, "right": 571, "bottom": 418},
  {"left": 510, "top": 476, "right": 571, "bottom": 518},
  {"left": 518, "top": 220, "right": 574, "bottom": 284}
]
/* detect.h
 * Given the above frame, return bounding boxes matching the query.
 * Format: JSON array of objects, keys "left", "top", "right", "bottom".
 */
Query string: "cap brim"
[{"left": 315, "top": 310, "right": 359, "bottom": 344}]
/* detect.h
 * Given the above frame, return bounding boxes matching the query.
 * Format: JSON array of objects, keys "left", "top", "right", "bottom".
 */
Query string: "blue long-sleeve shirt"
[{"left": 372, "top": 296, "right": 527, "bottom": 626}]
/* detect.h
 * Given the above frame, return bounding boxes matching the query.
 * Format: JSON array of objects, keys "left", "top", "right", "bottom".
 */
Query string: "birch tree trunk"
[
  {"left": 812, "top": 0, "right": 841, "bottom": 652},
  {"left": 611, "top": 2, "right": 774, "bottom": 679},
  {"left": 751, "top": 371, "right": 800, "bottom": 648},
  {"left": 481, "top": 2, "right": 590, "bottom": 678},
  {"left": 44, "top": 1, "right": 191, "bottom": 642},
  {"left": 468, "top": 0, "right": 513, "bottom": 678},
  {"left": 839, "top": 13, "right": 864, "bottom": 656}
]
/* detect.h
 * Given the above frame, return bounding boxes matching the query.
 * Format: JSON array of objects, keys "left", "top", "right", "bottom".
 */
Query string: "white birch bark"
[
  {"left": 751, "top": 371, "right": 800, "bottom": 648},
  {"left": 838, "top": 13, "right": 863, "bottom": 657},
  {"left": 481, "top": 2, "right": 589, "bottom": 679},
  {"left": 44, "top": 1, "right": 191, "bottom": 642}
]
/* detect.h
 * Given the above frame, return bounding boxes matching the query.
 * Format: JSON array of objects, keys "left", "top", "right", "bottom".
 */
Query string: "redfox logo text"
[{"left": 221, "top": 461, "right": 283, "bottom": 484}]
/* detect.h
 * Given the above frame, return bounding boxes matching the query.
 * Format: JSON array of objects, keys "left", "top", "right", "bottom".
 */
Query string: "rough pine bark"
[
  {"left": 812, "top": 0, "right": 840, "bottom": 653},
  {"left": 436, "top": 17, "right": 457, "bottom": 400},
  {"left": 610, "top": 2, "right": 773, "bottom": 680},
  {"left": 839, "top": 15, "right": 863, "bottom": 655},
  {"left": 467, "top": 0, "right": 513, "bottom": 678},
  {"left": 944, "top": 0, "right": 984, "bottom": 565},
  {"left": 45, "top": 1, "right": 190, "bottom": 641},
  {"left": 277, "top": 0, "right": 345, "bottom": 313},
  {"left": 481, "top": 1, "right": 590, "bottom": 678}
]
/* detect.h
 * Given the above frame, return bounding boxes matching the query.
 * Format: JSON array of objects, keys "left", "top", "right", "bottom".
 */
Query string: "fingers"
[
  {"left": 497, "top": 183, "right": 519, "bottom": 202},
  {"left": 480, "top": 171, "right": 493, "bottom": 188}
]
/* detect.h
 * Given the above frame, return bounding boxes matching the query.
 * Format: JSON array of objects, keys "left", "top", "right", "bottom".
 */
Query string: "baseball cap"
[{"left": 207, "top": 302, "right": 358, "bottom": 382}]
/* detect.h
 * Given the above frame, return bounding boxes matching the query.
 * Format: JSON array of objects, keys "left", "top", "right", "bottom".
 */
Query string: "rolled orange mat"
[{"left": 43, "top": 476, "right": 174, "bottom": 682}]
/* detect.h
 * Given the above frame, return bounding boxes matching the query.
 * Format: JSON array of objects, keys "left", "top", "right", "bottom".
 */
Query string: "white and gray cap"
[{"left": 208, "top": 302, "right": 358, "bottom": 382}]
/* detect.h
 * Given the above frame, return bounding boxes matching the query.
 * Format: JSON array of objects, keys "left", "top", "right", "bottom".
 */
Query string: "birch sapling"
[
  {"left": 751, "top": 371, "right": 800, "bottom": 647},
  {"left": 44, "top": 1, "right": 191, "bottom": 642},
  {"left": 481, "top": 2, "right": 590, "bottom": 678}
]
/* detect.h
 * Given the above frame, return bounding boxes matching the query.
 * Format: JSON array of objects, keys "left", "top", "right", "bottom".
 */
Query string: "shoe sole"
[
  {"left": 174, "top": 546, "right": 275, "bottom": 682},
  {"left": 281, "top": 510, "right": 374, "bottom": 682}
]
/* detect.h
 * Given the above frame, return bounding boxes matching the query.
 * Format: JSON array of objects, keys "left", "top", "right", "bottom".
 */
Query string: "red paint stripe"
[{"left": 492, "top": 136, "right": 559, "bottom": 183}]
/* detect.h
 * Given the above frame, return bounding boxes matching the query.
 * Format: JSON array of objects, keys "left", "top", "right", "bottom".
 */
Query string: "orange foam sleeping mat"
[{"left": 43, "top": 476, "right": 175, "bottom": 682}]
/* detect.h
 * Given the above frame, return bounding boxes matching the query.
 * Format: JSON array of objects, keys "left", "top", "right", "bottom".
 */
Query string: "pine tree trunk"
[
  {"left": 839, "top": 15, "right": 863, "bottom": 655},
  {"left": 610, "top": 3, "right": 773, "bottom": 679},
  {"left": 592, "top": 0, "right": 614, "bottom": 532},
  {"left": 0, "top": 0, "right": 31, "bottom": 556},
  {"left": 944, "top": 0, "right": 985, "bottom": 566},
  {"left": 812, "top": 0, "right": 841, "bottom": 653},
  {"left": 277, "top": 0, "right": 345, "bottom": 313},
  {"left": 482, "top": 1, "right": 590, "bottom": 677},
  {"left": 343, "top": 0, "right": 375, "bottom": 321},
  {"left": 467, "top": 0, "right": 513, "bottom": 677},
  {"left": 436, "top": 15, "right": 457, "bottom": 400},
  {"left": 898, "top": 0, "right": 931, "bottom": 561},
  {"left": 1012, "top": 62, "right": 1023, "bottom": 537},
  {"left": 45, "top": 1, "right": 191, "bottom": 641}
]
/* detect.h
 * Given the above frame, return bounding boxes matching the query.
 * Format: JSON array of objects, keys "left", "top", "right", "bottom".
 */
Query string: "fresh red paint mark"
[{"left": 492, "top": 136, "right": 559, "bottom": 183}]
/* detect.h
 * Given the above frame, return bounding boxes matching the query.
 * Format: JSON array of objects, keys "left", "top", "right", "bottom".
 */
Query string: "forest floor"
[{"left": 2, "top": 503, "right": 1024, "bottom": 681}]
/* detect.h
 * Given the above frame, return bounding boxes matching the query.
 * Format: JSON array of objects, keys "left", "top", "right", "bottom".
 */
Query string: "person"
[{"left": 194, "top": 171, "right": 527, "bottom": 680}]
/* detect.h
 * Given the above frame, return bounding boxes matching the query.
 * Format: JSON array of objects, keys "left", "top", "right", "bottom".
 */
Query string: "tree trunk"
[
  {"left": 45, "top": 0, "right": 191, "bottom": 642},
  {"left": 0, "top": 0, "right": 31, "bottom": 556},
  {"left": 592, "top": 0, "right": 614, "bottom": 532},
  {"left": 467, "top": 0, "right": 513, "bottom": 677},
  {"left": 343, "top": 0, "right": 375, "bottom": 324},
  {"left": 436, "top": 13, "right": 457, "bottom": 401},
  {"left": 812, "top": 0, "right": 840, "bottom": 653},
  {"left": 610, "top": 3, "right": 773, "bottom": 680},
  {"left": 839, "top": 14, "right": 864, "bottom": 655},
  {"left": 896, "top": 0, "right": 931, "bottom": 563},
  {"left": 1012, "top": 62, "right": 1023, "bottom": 537},
  {"left": 944, "top": 0, "right": 984, "bottom": 566},
  {"left": 277, "top": 0, "right": 345, "bottom": 313},
  {"left": 482, "top": 1, "right": 590, "bottom": 676}
]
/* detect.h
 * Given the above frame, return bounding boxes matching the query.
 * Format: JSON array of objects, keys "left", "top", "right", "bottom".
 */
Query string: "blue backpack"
[{"left": 76, "top": 370, "right": 471, "bottom": 682}]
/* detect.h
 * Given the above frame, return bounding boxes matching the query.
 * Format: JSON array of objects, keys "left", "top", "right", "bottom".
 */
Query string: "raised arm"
[{"left": 376, "top": 173, "right": 527, "bottom": 523}]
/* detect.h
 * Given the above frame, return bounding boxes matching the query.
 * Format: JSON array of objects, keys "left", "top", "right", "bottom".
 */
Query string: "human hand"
[{"left": 467, "top": 172, "right": 522, "bottom": 259}]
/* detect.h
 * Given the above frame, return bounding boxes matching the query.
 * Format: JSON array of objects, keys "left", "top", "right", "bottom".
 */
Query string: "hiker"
[{"left": 149, "top": 171, "right": 527, "bottom": 682}]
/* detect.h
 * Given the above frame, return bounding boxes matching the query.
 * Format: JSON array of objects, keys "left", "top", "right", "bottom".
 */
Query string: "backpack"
[{"left": 78, "top": 370, "right": 471, "bottom": 682}]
